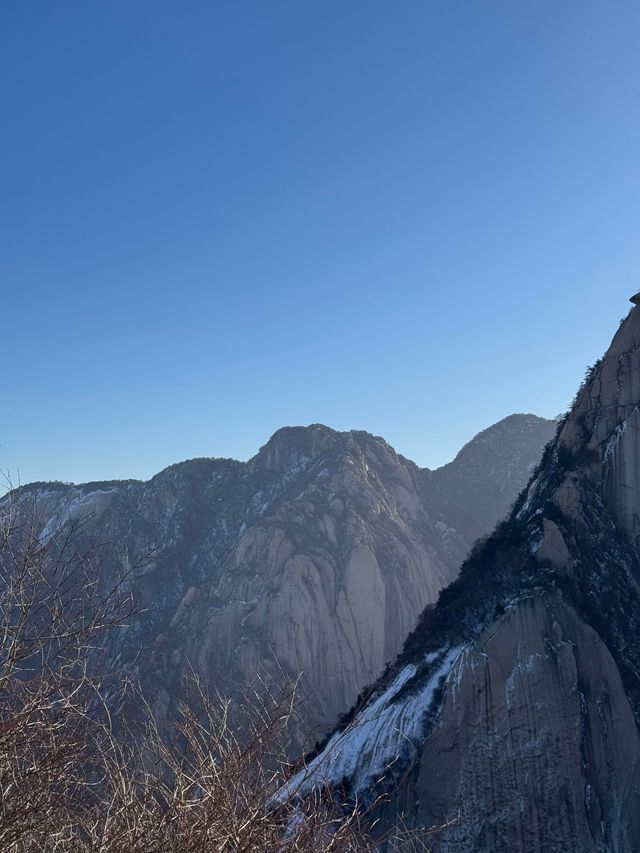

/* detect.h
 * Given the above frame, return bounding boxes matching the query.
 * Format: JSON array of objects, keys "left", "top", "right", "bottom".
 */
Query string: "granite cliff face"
[
  {"left": 293, "top": 304, "right": 640, "bottom": 851},
  {"left": 8, "top": 416, "right": 553, "bottom": 747}
]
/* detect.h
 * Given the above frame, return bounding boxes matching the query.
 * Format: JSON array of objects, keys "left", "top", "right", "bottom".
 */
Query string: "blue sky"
[{"left": 2, "top": 1, "right": 640, "bottom": 485}]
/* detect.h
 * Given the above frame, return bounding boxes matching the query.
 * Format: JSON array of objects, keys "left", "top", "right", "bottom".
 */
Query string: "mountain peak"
[
  {"left": 250, "top": 424, "right": 340, "bottom": 472},
  {"left": 446, "top": 413, "right": 555, "bottom": 465}
]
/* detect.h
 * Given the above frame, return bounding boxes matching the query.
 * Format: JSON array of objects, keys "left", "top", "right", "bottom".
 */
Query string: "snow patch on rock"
[{"left": 278, "top": 646, "right": 463, "bottom": 803}]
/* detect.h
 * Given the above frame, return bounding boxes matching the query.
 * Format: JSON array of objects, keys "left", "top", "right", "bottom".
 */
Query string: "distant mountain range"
[{"left": 8, "top": 414, "right": 554, "bottom": 747}]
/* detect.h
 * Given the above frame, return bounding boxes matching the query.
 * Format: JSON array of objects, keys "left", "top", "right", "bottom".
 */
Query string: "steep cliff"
[
  {"left": 291, "top": 304, "right": 640, "bottom": 851},
  {"left": 8, "top": 416, "right": 553, "bottom": 747}
]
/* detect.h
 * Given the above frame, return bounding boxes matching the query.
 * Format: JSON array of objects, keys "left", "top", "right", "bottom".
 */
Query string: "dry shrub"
[
  {"left": 0, "top": 487, "right": 432, "bottom": 852},
  {"left": 0, "top": 486, "right": 136, "bottom": 850},
  {"left": 70, "top": 678, "right": 379, "bottom": 852}
]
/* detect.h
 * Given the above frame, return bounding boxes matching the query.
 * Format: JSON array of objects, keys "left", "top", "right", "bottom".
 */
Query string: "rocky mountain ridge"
[
  {"left": 8, "top": 415, "right": 554, "bottom": 747},
  {"left": 290, "top": 304, "right": 640, "bottom": 851}
]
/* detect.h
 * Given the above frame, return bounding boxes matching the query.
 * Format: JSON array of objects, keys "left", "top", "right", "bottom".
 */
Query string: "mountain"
[
  {"left": 431, "top": 413, "right": 558, "bottom": 547},
  {"left": 9, "top": 415, "right": 553, "bottom": 747},
  {"left": 290, "top": 303, "right": 640, "bottom": 850}
]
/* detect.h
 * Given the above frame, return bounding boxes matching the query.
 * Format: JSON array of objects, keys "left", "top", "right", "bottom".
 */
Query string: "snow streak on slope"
[{"left": 279, "top": 646, "right": 463, "bottom": 802}]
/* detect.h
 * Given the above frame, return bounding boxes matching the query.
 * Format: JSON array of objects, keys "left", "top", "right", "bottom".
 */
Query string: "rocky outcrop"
[
  {"left": 391, "top": 592, "right": 640, "bottom": 853},
  {"left": 293, "top": 303, "right": 640, "bottom": 850},
  {"left": 8, "top": 416, "right": 553, "bottom": 748}
]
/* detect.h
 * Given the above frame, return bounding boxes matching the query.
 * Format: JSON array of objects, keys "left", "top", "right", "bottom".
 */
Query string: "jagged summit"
[
  {"left": 250, "top": 423, "right": 408, "bottom": 475},
  {"left": 291, "top": 299, "right": 640, "bottom": 852},
  {"left": 629, "top": 290, "right": 640, "bottom": 305},
  {"left": 251, "top": 423, "right": 338, "bottom": 469},
  {"left": 455, "top": 411, "right": 553, "bottom": 450},
  {"left": 440, "top": 412, "right": 554, "bottom": 482},
  {"left": 250, "top": 423, "right": 360, "bottom": 473},
  {"left": 430, "top": 412, "right": 556, "bottom": 547}
]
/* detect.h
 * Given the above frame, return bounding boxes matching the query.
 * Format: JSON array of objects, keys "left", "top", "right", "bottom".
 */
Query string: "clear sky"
[{"left": 2, "top": 1, "right": 640, "bottom": 486}]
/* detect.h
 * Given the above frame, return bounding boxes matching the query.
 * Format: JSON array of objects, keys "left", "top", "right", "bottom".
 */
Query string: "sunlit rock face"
[
  {"left": 7, "top": 416, "right": 553, "bottom": 747},
  {"left": 298, "top": 304, "right": 640, "bottom": 852}
]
